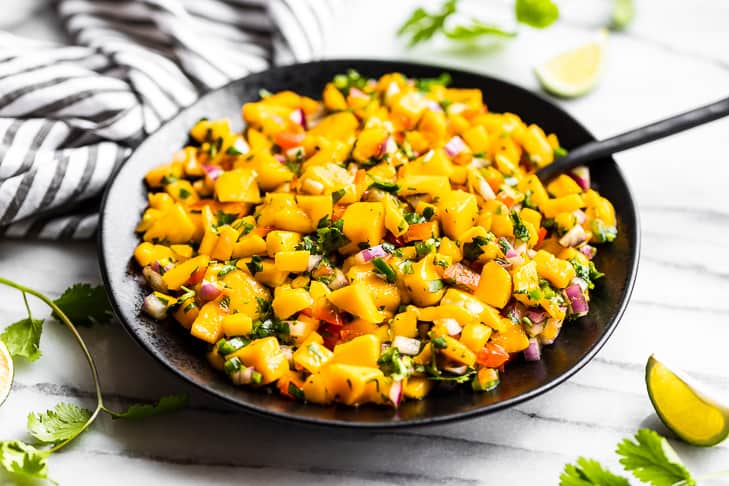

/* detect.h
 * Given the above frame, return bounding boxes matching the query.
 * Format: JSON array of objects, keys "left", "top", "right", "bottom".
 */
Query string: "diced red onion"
[
  {"left": 506, "top": 302, "right": 526, "bottom": 323},
  {"left": 507, "top": 254, "right": 524, "bottom": 266},
  {"left": 356, "top": 245, "right": 388, "bottom": 264},
  {"left": 569, "top": 166, "right": 591, "bottom": 190},
  {"left": 446, "top": 102, "right": 467, "bottom": 115},
  {"left": 526, "top": 249, "right": 537, "bottom": 258},
  {"left": 280, "top": 345, "right": 294, "bottom": 366},
  {"left": 142, "top": 266, "right": 168, "bottom": 293},
  {"left": 444, "top": 136, "right": 467, "bottom": 157},
  {"left": 301, "top": 178, "right": 324, "bottom": 194},
  {"left": 524, "top": 338, "right": 542, "bottom": 361},
  {"left": 393, "top": 336, "right": 421, "bottom": 356},
  {"left": 285, "top": 146, "right": 304, "bottom": 162},
  {"left": 559, "top": 224, "right": 588, "bottom": 247},
  {"left": 389, "top": 380, "right": 403, "bottom": 407},
  {"left": 580, "top": 244, "right": 596, "bottom": 260},
  {"left": 328, "top": 269, "right": 349, "bottom": 290},
  {"left": 287, "top": 320, "right": 308, "bottom": 337},
  {"left": 525, "top": 321, "right": 545, "bottom": 338},
  {"left": 349, "top": 87, "right": 368, "bottom": 100},
  {"left": 274, "top": 153, "right": 286, "bottom": 163},
  {"left": 231, "top": 366, "right": 255, "bottom": 385},
  {"left": 565, "top": 284, "right": 589, "bottom": 317},
  {"left": 437, "top": 318, "right": 462, "bottom": 336},
  {"left": 573, "top": 209, "right": 587, "bottom": 224},
  {"left": 514, "top": 243, "right": 527, "bottom": 256},
  {"left": 202, "top": 165, "right": 223, "bottom": 181},
  {"left": 289, "top": 108, "right": 307, "bottom": 130},
  {"left": 500, "top": 238, "right": 517, "bottom": 258},
  {"left": 199, "top": 280, "right": 222, "bottom": 302},
  {"left": 307, "top": 255, "right": 323, "bottom": 272},
  {"left": 443, "top": 365, "right": 469, "bottom": 375},
  {"left": 377, "top": 136, "right": 397, "bottom": 158},
  {"left": 142, "top": 293, "right": 168, "bottom": 320},
  {"left": 475, "top": 175, "right": 496, "bottom": 201},
  {"left": 571, "top": 277, "right": 588, "bottom": 292},
  {"left": 526, "top": 309, "right": 547, "bottom": 324},
  {"left": 426, "top": 99, "right": 443, "bottom": 112}
]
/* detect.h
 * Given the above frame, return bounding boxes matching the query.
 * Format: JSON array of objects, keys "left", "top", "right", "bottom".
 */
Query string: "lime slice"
[
  {"left": 535, "top": 31, "right": 607, "bottom": 99},
  {"left": 646, "top": 354, "right": 729, "bottom": 446},
  {"left": 0, "top": 340, "right": 13, "bottom": 406}
]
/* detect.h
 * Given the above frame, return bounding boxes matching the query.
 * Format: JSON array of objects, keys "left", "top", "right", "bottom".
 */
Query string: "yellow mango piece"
[
  {"left": 402, "top": 253, "right": 445, "bottom": 307},
  {"left": 533, "top": 250, "right": 576, "bottom": 289},
  {"left": 166, "top": 179, "right": 198, "bottom": 204},
  {"left": 341, "top": 202, "right": 385, "bottom": 248},
  {"left": 353, "top": 127, "right": 388, "bottom": 162},
  {"left": 266, "top": 230, "right": 301, "bottom": 257},
  {"left": 296, "top": 195, "right": 333, "bottom": 226},
  {"left": 512, "top": 261, "right": 540, "bottom": 306},
  {"left": 517, "top": 175, "right": 549, "bottom": 209},
  {"left": 418, "top": 110, "right": 447, "bottom": 145},
  {"left": 215, "top": 168, "right": 261, "bottom": 203},
  {"left": 231, "top": 234, "right": 267, "bottom": 258},
  {"left": 328, "top": 283, "right": 386, "bottom": 323},
  {"left": 460, "top": 322, "right": 492, "bottom": 353},
  {"left": 162, "top": 255, "right": 210, "bottom": 290},
  {"left": 210, "top": 225, "right": 239, "bottom": 261},
  {"left": 331, "top": 334, "right": 381, "bottom": 368},
  {"left": 190, "top": 301, "right": 224, "bottom": 344},
  {"left": 272, "top": 287, "right": 313, "bottom": 319},
  {"left": 391, "top": 310, "right": 418, "bottom": 338},
  {"left": 474, "top": 261, "right": 512, "bottom": 309},
  {"left": 320, "top": 363, "right": 385, "bottom": 406},
  {"left": 229, "top": 336, "right": 289, "bottom": 385},
  {"left": 170, "top": 244, "right": 193, "bottom": 259},
  {"left": 221, "top": 269, "right": 271, "bottom": 318},
  {"left": 172, "top": 297, "right": 198, "bottom": 329},
  {"left": 519, "top": 207, "right": 542, "bottom": 230},
  {"left": 522, "top": 124, "right": 554, "bottom": 168},
  {"left": 541, "top": 194, "right": 585, "bottom": 218},
  {"left": 490, "top": 322, "right": 530, "bottom": 353},
  {"left": 302, "top": 372, "right": 331, "bottom": 404},
  {"left": 308, "top": 112, "right": 359, "bottom": 141},
  {"left": 222, "top": 313, "right": 253, "bottom": 338},
  {"left": 323, "top": 82, "right": 348, "bottom": 111},
  {"left": 133, "top": 242, "right": 173, "bottom": 267},
  {"left": 438, "top": 190, "right": 478, "bottom": 240},
  {"left": 397, "top": 175, "right": 450, "bottom": 197},
  {"left": 236, "top": 151, "right": 293, "bottom": 191},
  {"left": 275, "top": 250, "right": 311, "bottom": 273},
  {"left": 293, "top": 341, "right": 333, "bottom": 374},
  {"left": 308, "top": 280, "right": 331, "bottom": 300},
  {"left": 547, "top": 174, "right": 582, "bottom": 197},
  {"left": 462, "top": 125, "right": 490, "bottom": 154},
  {"left": 405, "top": 149, "right": 454, "bottom": 178},
  {"left": 403, "top": 376, "right": 433, "bottom": 400},
  {"left": 143, "top": 203, "right": 196, "bottom": 244},
  {"left": 384, "top": 194, "right": 409, "bottom": 237},
  {"left": 440, "top": 336, "right": 477, "bottom": 366}
]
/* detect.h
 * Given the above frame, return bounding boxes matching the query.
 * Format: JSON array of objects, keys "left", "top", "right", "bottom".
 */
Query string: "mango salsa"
[{"left": 134, "top": 69, "right": 616, "bottom": 408}]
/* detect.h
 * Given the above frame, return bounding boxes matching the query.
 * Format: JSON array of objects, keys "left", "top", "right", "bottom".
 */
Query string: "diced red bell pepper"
[
  {"left": 186, "top": 266, "right": 207, "bottom": 286},
  {"left": 443, "top": 262, "right": 480, "bottom": 292},
  {"left": 536, "top": 227, "right": 548, "bottom": 248},
  {"left": 476, "top": 343, "right": 510, "bottom": 368},
  {"left": 274, "top": 131, "right": 305, "bottom": 151}
]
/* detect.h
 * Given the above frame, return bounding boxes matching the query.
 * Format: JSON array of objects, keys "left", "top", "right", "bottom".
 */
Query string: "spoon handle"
[{"left": 536, "top": 96, "right": 729, "bottom": 181}]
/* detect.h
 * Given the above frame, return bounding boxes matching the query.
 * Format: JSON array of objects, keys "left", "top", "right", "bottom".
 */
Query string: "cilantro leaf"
[
  {"left": 398, "top": 0, "right": 458, "bottom": 46},
  {"left": 444, "top": 19, "right": 516, "bottom": 40},
  {"left": 110, "top": 394, "right": 188, "bottom": 420},
  {"left": 515, "top": 0, "right": 559, "bottom": 28},
  {"left": 0, "top": 441, "right": 50, "bottom": 481},
  {"left": 53, "top": 283, "right": 113, "bottom": 326},
  {"left": 512, "top": 211, "right": 531, "bottom": 242},
  {"left": 1, "top": 318, "right": 44, "bottom": 362},
  {"left": 560, "top": 457, "right": 630, "bottom": 486},
  {"left": 616, "top": 428, "right": 695, "bottom": 486},
  {"left": 27, "top": 402, "right": 93, "bottom": 444}
]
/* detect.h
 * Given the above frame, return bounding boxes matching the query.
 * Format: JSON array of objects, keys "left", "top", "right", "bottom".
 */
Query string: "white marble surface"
[{"left": 2, "top": 0, "right": 729, "bottom": 484}]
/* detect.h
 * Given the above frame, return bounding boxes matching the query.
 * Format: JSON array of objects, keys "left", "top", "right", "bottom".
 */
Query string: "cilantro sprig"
[
  {"left": 0, "top": 278, "right": 187, "bottom": 482},
  {"left": 398, "top": 0, "right": 559, "bottom": 48},
  {"left": 560, "top": 428, "right": 729, "bottom": 485}
]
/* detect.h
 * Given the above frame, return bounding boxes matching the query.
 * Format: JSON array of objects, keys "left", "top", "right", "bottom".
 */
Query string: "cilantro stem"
[
  {"left": 0, "top": 277, "right": 104, "bottom": 452},
  {"left": 21, "top": 291, "right": 33, "bottom": 321}
]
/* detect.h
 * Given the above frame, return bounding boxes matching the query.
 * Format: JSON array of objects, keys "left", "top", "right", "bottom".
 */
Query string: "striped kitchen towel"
[{"left": 0, "top": 0, "right": 335, "bottom": 239}]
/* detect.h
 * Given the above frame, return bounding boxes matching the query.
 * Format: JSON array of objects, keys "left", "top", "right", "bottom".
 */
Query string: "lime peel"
[
  {"left": 0, "top": 340, "right": 13, "bottom": 406},
  {"left": 646, "top": 354, "right": 729, "bottom": 447},
  {"left": 535, "top": 30, "right": 607, "bottom": 99}
]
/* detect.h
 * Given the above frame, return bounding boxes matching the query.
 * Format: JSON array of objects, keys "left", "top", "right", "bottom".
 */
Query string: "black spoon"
[{"left": 536, "top": 96, "right": 729, "bottom": 182}]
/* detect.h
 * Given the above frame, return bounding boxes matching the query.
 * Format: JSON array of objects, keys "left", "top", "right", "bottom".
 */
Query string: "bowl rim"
[{"left": 98, "top": 58, "right": 641, "bottom": 428}]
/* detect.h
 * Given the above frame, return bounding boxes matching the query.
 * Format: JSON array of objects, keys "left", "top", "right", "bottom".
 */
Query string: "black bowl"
[{"left": 99, "top": 59, "right": 639, "bottom": 427}]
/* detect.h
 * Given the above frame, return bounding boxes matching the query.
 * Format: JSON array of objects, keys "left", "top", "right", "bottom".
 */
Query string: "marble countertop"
[{"left": 2, "top": 0, "right": 728, "bottom": 484}]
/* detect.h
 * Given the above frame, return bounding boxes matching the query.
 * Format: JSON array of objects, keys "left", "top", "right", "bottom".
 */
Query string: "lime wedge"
[
  {"left": 646, "top": 354, "right": 729, "bottom": 446},
  {"left": 0, "top": 340, "right": 13, "bottom": 406},
  {"left": 535, "top": 31, "right": 607, "bottom": 99}
]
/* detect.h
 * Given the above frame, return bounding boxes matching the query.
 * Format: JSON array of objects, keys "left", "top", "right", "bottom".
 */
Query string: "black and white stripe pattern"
[{"left": 0, "top": 0, "right": 333, "bottom": 239}]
